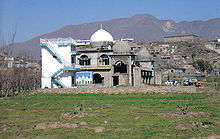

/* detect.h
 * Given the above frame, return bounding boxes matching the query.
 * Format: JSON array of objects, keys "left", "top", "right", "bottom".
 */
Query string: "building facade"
[{"left": 40, "top": 28, "right": 161, "bottom": 88}]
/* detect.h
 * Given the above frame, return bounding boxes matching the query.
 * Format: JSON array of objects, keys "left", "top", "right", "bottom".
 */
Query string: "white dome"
[{"left": 90, "top": 29, "right": 113, "bottom": 42}]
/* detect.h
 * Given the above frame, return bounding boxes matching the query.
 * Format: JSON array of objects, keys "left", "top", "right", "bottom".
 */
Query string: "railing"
[
  {"left": 50, "top": 67, "right": 80, "bottom": 88},
  {"left": 53, "top": 78, "right": 66, "bottom": 88},
  {"left": 41, "top": 41, "right": 81, "bottom": 88},
  {"left": 71, "top": 51, "right": 81, "bottom": 54},
  {"left": 47, "top": 42, "right": 72, "bottom": 67},
  {"left": 51, "top": 67, "right": 80, "bottom": 78},
  {"left": 40, "top": 38, "right": 75, "bottom": 44}
]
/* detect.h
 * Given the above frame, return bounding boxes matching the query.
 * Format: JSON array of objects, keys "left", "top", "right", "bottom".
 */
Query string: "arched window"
[
  {"left": 93, "top": 73, "right": 103, "bottom": 84},
  {"left": 99, "top": 55, "right": 109, "bottom": 65},
  {"left": 79, "top": 55, "right": 90, "bottom": 66},
  {"left": 114, "top": 61, "right": 127, "bottom": 73}
]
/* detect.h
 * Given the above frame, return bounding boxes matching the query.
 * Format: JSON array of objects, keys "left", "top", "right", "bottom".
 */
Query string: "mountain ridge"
[{"left": 5, "top": 14, "right": 220, "bottom": 60}]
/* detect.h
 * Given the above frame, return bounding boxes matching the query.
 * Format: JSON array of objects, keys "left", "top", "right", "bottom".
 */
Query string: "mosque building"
[{"left": 40, "top": 27, "right": 161, "bottom": 88}]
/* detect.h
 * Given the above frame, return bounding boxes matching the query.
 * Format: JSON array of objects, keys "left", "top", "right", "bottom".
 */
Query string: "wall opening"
[
  {"left": 114, "top": 61, "right": 127, "bottom": 73},
  {"left": 72, "top": 76, "right": 75, "bottom": 86},
  {"left": 93, "top": 73, "right": 103, "bottom": 84},
  {"left": 141, "top": 70, "right": 153, "bottom": 84},
  {"left": 79, "top": 55, "right": 90, "bottom": 66},
  {"left": 113, "top": 76, "right": 119, "bottom": 86},
  {"left": 99, "top": 55, "right": 109, "bottom": 65}
]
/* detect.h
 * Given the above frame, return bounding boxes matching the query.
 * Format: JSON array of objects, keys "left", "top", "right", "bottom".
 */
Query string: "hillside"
[
  {"left": 152, "top": 42, "right": 220, "bottom": 70},
  {"left": 6, "top": 14, "right": 220, "bottom": 59}
]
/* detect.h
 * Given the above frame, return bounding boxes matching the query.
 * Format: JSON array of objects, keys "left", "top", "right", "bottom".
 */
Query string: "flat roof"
[{"left": 164, "top": 34, "right": 200, "bottom": 38}]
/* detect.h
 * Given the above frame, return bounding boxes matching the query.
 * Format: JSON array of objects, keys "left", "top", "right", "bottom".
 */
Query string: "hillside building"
[
  {"left": 205, "top": 42, "right": 220, "bottom": 54},
  {"left": 40, "top": 27, "right": 161, "bottom": 88},
  {"left": 164, "top": 35, "right": 202, "bottom": 42}
]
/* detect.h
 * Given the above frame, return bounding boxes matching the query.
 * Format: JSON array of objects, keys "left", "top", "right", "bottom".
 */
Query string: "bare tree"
[
  {"left": 0, "top": 26, "right": 17, "bottom": 55},
  {"left": 0, "top": 28, "right": 41, "bottom": 97},
  {"left": 0, "top": 67, "right": 41, "bottom": 97}
]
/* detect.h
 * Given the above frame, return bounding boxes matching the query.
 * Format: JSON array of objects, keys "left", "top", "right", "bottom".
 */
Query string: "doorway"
[
  {"left": 72, "top": 76, "right": 75, "bottom": 86},
  {"left": 113, "top": 76, "right": 119, "bottom": 86}
]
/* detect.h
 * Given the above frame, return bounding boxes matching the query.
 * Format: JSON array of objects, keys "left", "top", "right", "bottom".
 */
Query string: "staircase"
[
  {"left": 52, "top": 78, "right": 66, "bottom": 88},
  {"left": 41, "top": 43, "right": 80, "bottom": 88}
]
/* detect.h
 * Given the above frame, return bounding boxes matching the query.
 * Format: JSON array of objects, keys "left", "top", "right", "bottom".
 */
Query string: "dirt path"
[{"left": 36, "top": 86, "right": 197, "bottom": 94}]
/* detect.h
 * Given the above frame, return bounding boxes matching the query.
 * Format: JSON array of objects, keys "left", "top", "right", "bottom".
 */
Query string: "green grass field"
[{"left": 0, "top": 92, "right": 219, "bottom": 138}]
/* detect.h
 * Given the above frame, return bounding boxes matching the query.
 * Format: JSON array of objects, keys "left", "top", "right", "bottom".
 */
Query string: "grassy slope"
[{"left": 0, "top": 92, "right": 219, "bottom": 138}]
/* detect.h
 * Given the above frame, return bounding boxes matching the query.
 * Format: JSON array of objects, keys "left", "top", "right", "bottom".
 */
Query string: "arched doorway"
[{"left": 93, "top": 73, "right": 103, "bottom": 84}]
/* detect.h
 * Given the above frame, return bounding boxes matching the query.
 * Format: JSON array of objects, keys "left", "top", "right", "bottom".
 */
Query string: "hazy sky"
[{"left": 1, "top": 0, "right": 220, "bottom": 43}]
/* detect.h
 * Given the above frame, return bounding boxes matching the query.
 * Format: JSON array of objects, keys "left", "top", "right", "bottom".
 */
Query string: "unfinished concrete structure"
[
  {"left": 40, "top": 27, "right": 161, "bottom": 88},
  {"left": 164, "top": 35, "right": 202, "bottom": 42}
]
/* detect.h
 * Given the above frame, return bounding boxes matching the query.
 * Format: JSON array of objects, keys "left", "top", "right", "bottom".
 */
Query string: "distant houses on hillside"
[
  {"left": 0, "top": 52, "right": 40, "bottom": 69},
  {"left": 204, "top": 42, "right": 220, "bottom": 54}
]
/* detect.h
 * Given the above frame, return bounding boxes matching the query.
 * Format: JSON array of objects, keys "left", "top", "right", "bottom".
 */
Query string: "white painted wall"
[
  {"left": 41, "top": 46, "right": 62, "bottom": 88},
  {"left": 59, "top": 71, "right": 73, "bottom": 88},
  {"left": 41, "top": 38, "right": 76, "bottom": 88}
]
